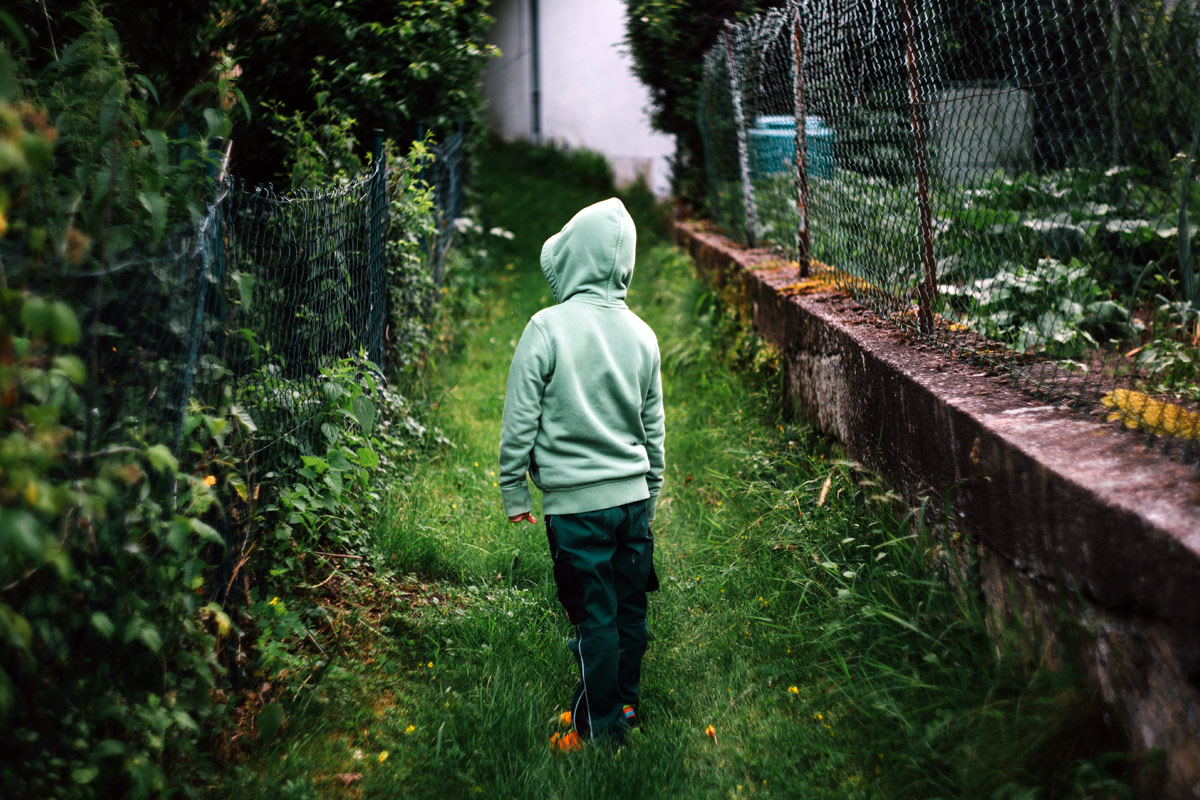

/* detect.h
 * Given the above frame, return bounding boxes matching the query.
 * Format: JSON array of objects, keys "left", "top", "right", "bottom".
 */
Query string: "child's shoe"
[
  {"left": 551, "top": 730, "right": 583, "bottom": 753},
  {"left": 622, "top": 704, "right": 639, "bottom": 729}
]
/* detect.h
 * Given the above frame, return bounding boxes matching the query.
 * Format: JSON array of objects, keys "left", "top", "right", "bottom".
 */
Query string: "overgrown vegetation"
[
  {"left": 214, "top": 140, "right": 1141, "bottom": 799},
  {"left": 0, "top": 2, "right": 473, "bottom": 795}
]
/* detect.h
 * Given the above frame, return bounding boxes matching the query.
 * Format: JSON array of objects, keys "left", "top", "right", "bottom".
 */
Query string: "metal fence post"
[
  {"left": 724, "top": 24, "right": 759, "bottom": 248},
  {"left": 369, "top": 129, "right": 388, "bottom": 370},
  {"left": 791, "top": 2, "right": 812, "bottom": 277},
  {"left": 900, "top": 0, "right": 938, "bottom": 335}
]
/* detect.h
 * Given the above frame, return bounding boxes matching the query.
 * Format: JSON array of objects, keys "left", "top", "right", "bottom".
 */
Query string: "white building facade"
[{"left": 482, "top": 0, "right": 676, "bottom": 197}]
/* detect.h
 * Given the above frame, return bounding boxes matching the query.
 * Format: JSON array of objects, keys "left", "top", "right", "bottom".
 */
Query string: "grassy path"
[{"left": 227, "top": 145, "right": 1129, "bottom": 800}]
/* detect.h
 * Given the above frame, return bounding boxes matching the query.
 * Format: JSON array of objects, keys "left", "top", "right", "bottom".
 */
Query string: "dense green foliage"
[
  {"left": 0, "top": 1, "right": 469, "bottom": 795},
  {"left": 215, "top": 140, "right": 1138, "bottom": 798},
  {"left": 217, "top": 0, "right": 497, "bottom": 183},
  {"left": 624, "top": 0, "right": 783, "bottom": 203}
]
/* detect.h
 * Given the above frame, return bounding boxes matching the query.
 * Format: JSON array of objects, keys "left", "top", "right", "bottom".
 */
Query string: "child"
[{"left": 498, "top": 197, "right": 665, "bottom": 747}]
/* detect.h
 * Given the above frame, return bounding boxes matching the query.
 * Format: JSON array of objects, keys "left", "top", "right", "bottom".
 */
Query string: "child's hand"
[{"left": 508, "top": 512, "right": 537, "bottom": 524}]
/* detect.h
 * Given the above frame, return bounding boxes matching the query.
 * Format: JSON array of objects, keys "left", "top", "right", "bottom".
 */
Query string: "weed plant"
[{"left": 218, "top": 141, "right": 1137, "bottom": 799}]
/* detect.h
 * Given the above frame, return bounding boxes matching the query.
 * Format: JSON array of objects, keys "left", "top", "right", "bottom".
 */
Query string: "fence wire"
[
  {"left": 700, "top": 0, "right": 1200, "bottom": 466},
  {"left": 81, "top": 147, "right": 392, "bottom": 488},
  {"left": 425, "top": 123, "right": 467, "bottom": 286}
]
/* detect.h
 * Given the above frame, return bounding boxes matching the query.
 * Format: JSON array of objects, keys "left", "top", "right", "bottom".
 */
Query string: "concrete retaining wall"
[{"left": 672, "top": 219, "right": 1200, "bottom": 798}]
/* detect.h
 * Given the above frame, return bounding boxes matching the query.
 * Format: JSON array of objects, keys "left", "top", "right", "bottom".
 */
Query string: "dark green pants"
[{"left": 546, "top": 499, "right": 658, "bottom": 741}]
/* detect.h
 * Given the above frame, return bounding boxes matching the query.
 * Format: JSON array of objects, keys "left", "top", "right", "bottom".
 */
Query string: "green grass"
[{"left": 215, "top": 142, "right": 1136, "bottom": 800}]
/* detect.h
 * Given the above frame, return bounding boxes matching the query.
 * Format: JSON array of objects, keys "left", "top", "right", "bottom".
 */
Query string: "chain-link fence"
[
  {"left": 83, "top": 144, "right": 391, "bottom": 483},
  {"left": 700, "top": 0, "right": 1200, "bottom": 465},
  {"left": 424, "top": 123, "right": 468, "bottom": 286}
]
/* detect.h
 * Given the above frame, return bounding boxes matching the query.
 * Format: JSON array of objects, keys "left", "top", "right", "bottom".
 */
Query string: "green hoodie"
[{"left": 499, "top": 197, "right": 665, "bottom": 521}]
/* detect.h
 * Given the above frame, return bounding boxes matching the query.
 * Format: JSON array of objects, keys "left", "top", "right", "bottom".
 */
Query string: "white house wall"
[{"left": 483, "top": 0, "right": 676, "bottom": 197}]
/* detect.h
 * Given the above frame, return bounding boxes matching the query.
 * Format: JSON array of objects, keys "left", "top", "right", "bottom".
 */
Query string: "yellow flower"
[
  {"left": 451, "top": 503, "right": 457, "bottom": 509},
  {"left": 378, "top": 750, "right": 389, "bottom": 763},
  {"left": 788, "top": 686, "right": 799, "bottom": 694},
  {"left": 704, "top": 724, "right": 717, "bottom": 743},
  {"left": 813, "top": 712, "right": 823, "bottom": 721},
  {"left": 203, "top": 475, "right": 217, "bottom": 487},
  {"left": 427, "top": 661, "right": 433, "bottom": 668},
  {"left": 268, "top": 596, "right": 279, "bottom": 606},
  {"left": 405, "top": 725, "right": 415, "bottom": 734},
  {"left": 1101, "top": 389, "right": 1200, "bottom": 439}
]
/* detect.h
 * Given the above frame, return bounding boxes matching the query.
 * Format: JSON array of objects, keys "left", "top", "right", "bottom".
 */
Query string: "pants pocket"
[{"left": 546, "top": 520, "right": 586, "bottom": 624}]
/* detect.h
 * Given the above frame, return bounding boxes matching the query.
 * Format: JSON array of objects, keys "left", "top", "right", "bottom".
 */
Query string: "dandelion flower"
[
  {"left": 788, "top": 686, "right": 799, "bottom": 694},
  {"left": 427, "top": 661, "right": 433, "bottom": 668},
  {"left": 813, "top": 712, "right": 823, "bottom": 721},
  {"left": 405, "top": 725, "right": 415, "bottom": 735},
  {"left": 378, "top": 750, "right": 389, "bottom": 763}
]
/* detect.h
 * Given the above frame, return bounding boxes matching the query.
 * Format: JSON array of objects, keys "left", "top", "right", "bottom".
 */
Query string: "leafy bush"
[
  {"left": 625, "top": 0, "right": 783, "bottom": 203},
  {"left": 216, "top": 0, "right": 498, "bottom": 184}
]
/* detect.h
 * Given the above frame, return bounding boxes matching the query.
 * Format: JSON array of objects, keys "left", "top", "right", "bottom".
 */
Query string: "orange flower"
[
  {"left": 704, "top": 724, "right": 717, "bottom": 743},
  {"left": 203, "top": 475, "right": 217, "bottom": 487},
  {"left": 558, "top": 711, "right": 572, "bottom": 726}
]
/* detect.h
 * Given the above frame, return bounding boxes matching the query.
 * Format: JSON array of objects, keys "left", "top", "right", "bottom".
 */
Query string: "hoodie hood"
[{"left": 539, "top": 197, "right": 636, "bottom": 305}]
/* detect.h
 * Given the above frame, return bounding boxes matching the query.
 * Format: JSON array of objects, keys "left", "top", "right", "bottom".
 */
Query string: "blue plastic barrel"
[{"left": 748, "top": 115, "right": 833, "bottom": 179}]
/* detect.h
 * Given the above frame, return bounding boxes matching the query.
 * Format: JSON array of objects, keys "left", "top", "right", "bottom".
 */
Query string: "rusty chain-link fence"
[{"left": 700, "top": 0, "right": 1200, "bottom": 465}]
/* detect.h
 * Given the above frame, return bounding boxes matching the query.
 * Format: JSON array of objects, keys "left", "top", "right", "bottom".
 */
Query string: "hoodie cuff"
[
  {"left": 502, "top": 483, "right": 533, "bottom": 518},
  {"left": 646, "top": 494, "right": 657, "bottom": 523}
]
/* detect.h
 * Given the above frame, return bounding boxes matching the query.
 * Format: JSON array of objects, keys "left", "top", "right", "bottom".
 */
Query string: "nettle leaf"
[
  {"left": 357, "top": 447, "right": 379, "bottom": 469},
  {"left": 144, "top": 444, "right": 179, "bottom": 474},
  {"left": 144, "top": 129, "right": 169, "bottom": 170},
  {"left": 327, "top": 450, "right": 353, "bottom": 472},
  {"left": 138, "top": 191, "right": 168, "bottom": 241},
  {"left": 190, "top": 519, "right": 225, "bottom": 547},
  {"left": 353, "top": 395, "right": 376, "bottom": 435},
  {"left": 91, "top": 612, "right": 115, "bottom": 639}
]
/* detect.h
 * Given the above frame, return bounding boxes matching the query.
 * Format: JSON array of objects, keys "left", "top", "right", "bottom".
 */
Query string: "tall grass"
[{"left": 215, "top": 141, "right": 1135, "bottom": 799}]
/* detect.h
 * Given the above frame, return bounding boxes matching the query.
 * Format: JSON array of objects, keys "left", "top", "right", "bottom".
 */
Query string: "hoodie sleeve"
[
  {"left": 499, "top": 319, "right": 553, "bottom": 517},
  {"left": 642, "top": 348, "right": 666, "bottom": 522}
]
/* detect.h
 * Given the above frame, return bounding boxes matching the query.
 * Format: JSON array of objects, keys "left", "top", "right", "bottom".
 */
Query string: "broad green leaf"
[
  {"left": 91, "top": 612, "right": 115, "bottom": 639},
  {"left": 357, "top": 447, "right": 379, "bottom": 469},
  {"left": 190, "top": 518, "right": 225, "bottom": 547},
  {"left": 259, "top": 702, "right": 284, "bottom": 740},
  {"left": 53, "top": 354, "right": 87, "bottom": 385},
  {"left": 353, "top": 395, "right": 376, "bottom": 435},
  {"left": 144, "top": 444, "right": 178, "bottom": 474},
  {"left": 71, "top": 766, "right": 99, "bottom": 785}
]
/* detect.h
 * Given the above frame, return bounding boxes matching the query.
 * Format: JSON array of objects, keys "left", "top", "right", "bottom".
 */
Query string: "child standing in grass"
[{"left": 498, "top": 197, "right": 665, "bottom": 748}]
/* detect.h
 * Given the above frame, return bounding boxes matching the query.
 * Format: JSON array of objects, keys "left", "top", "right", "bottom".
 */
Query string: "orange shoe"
[{"left": 551, "top": 730, "right": 583, "bottom": 753}]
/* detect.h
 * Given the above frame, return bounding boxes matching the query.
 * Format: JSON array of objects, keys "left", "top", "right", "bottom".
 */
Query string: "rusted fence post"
[
  {"left": 900, "top": 0, "right": 938, "bottom": 335},
  {"left": 724, "top": 24, "right": 759, "bottom": 248},
  {"left": 791, "top": 3, "right": 811, "bottom": 277}
]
